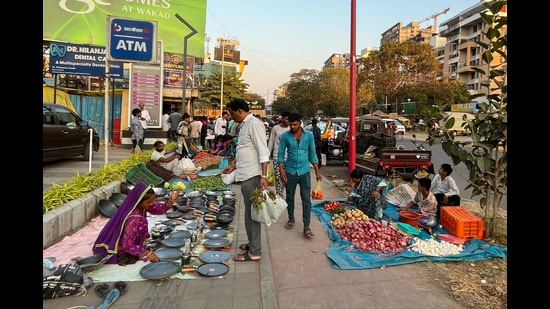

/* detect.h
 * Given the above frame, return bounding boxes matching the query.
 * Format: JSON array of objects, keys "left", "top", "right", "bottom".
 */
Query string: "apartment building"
[
  {"left": 438, "top": 0, "right": 507, "bottom": 98},
  {"left": 350, "top": 0, "right": 506, "bottom": 100},
  {"left": 323, "top": 53, "right": 351, "bottom": 69}
]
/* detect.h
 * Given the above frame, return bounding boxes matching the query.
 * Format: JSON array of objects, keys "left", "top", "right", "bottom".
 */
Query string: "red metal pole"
[{"left": 348, "top": 0, "right": 357, "bottom": 175}]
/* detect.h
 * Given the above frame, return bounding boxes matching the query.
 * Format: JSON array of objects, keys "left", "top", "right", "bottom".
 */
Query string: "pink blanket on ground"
[{"left": 43, "top": 215, "right": 109, "bottom": 266}]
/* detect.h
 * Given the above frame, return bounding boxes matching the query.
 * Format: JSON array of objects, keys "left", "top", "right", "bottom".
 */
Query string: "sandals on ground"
[
  {"left": 238, "top": 244, "right": 249, "bottom": 251},
  {"left": 114, "top": 281, "right": 127, "bottom": 295},
  {"left": 95, "top": 283, "right": 110, "bottom": 298},
  {"left": 233, "top": 251, "right": 261, "bottom": 262},
  {"left": 285, "top": 219, "right": 295, "bottom": 230},
  {"left": 303, "top": 227, "right": 314, "bottom": 238}
]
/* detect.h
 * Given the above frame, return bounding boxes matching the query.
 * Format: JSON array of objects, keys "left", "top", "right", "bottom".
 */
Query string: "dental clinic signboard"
[
  {"left": 107, "top": 16, "right": 157, "bottom": 63},
  {"left": 48, "top": 42, "right": 123, "bottom": 77}
]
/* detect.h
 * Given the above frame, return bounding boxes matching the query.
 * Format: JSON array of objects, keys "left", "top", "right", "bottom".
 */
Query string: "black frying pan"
[
  {"left": 109, "top": 193, "right": 127, "bottom": 207},
  {"left": 216, "top": 212, "right": 234, "bottom": 224},
  {"left": 98, "top": 199, "right": 118, "bottom": 218}
]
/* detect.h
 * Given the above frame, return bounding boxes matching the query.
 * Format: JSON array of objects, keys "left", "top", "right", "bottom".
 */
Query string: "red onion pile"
[{"left": 335, "top": 218, "right": 411, "bottom": 253}]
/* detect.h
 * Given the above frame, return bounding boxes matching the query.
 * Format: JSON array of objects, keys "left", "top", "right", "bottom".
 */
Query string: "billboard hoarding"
[{"left": 43, "top": 0, "right": 206, "bottom": 56}]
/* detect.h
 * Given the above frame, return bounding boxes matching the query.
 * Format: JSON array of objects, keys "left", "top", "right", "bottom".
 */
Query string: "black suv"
[{"left": 43, "top": 102, "right": 100, "bottom": 162}]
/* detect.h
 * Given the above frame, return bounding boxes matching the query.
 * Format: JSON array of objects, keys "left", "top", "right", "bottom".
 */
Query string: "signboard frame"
[{"left": 106, "top": 16, "right": 157, "bottom": 63}]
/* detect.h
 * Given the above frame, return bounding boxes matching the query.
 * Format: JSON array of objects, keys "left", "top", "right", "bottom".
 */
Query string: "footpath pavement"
[{"left": 43, "top": 144, "right": 466, "bottom": 309}]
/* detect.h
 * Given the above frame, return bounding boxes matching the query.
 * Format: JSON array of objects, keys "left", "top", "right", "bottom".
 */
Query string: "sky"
[{"left": 205, "top": 0, "right": 482, "bottom": 102}]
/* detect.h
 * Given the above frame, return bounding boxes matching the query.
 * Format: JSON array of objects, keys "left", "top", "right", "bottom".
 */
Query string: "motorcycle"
[
  {"left": 325, "top": 130, "right": 346, "bottom": 161},
  {"left": 411, "top": 134, "right": 426, "bottom": 150},
  {"left": 397, "top": 133, "right": 426, "bottom": 151}
]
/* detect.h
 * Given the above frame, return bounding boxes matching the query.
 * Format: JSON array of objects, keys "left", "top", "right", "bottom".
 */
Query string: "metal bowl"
[
  {"left": 175, "top": 196, "right": 188, "bottom": 205},
  {"left": 189, "top": 196, "right": 207, "bottom": 204},
  {"left": 109, "top": 193, "right": 127, "bottom": 207},
  {"left": 153, "top": 187, "right": 168, "bottom": 196},
  {"left": 216, "top": 212, "right": 234, "bottom": 224},
  {"left": 221, "top": 190, "right": 236, "bottom": 197},
  {"left": 98, "top": 199, "right": 118, "bottom": 218},
  {"left": 185, "top": 190, "right": 203, "bottom": 198},
  {"left": 203, "top": 190, "right": 219, "bottom": 201},
  {"left": 120, "top": 182, "right": 134, "bottom": 195},
  {"left": 155, "top": 196, "right": 169, "bottom": 203}
]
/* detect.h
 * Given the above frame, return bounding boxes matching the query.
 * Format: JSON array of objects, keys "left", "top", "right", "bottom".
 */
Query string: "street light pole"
[
  {"left": 220, "top": 44, "right": 225, "bottom": 116},
  {"left": 175, "top": 14, "right": 197, "bottom": 112},
  {"left": 266, "top": 88, "right": 273, "bottom": 116},
  {"left": 348, "top": 0, "right": 357, "bottom": 174}
]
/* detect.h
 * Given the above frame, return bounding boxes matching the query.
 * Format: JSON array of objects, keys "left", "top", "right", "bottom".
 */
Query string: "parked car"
[
  {"left": 381, "top": 118, "right": 406, "bottom": 135},
  {"left": 43, "top": 102, "right": 100, "bottom": 162}
]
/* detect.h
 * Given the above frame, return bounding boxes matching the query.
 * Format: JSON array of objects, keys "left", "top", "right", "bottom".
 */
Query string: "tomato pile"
[{"left": 324, "top": 201, "right": 341, "bottom": 212}]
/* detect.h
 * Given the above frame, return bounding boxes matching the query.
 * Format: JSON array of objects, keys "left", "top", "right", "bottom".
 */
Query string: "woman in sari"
[
  {"left": 348, "top": 174, "right": 387, "bottom": 220},
  {"left": 93, "top": 182, "right": 179, "bottom": 265}
]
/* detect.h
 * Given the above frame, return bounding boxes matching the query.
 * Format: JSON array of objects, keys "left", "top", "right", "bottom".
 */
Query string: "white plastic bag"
[
  {"left": 179, "top": 157, "right": 195, "bottom": 169},
  {"left": 251, "top": 200, "right": 272, "bottom": 226},
  {"left": 221, "top": 171, "right": 235, "bottom": 184},
  {"left": 264, "top": 190, "right": 287, "bottom": 222}
]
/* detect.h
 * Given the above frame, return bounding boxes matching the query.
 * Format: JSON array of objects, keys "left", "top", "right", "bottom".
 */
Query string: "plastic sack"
[
  {"left": 221, "top": 171, "right": 235, "bottom": 184},
  {"left": 312, "top": 180, "right": 324, "bottom": 200},
  {"left": 131, "top": 144, "right": 142, "bottom": 155},
  {"left": 264, "top": 190, "right": 287, "bottom": 222},
  {"left": 251, "top": 200, "right": 272, "bottom": 226},
  {"left": 179, "top": 157, "right": 195, "bottom": 169},
  {"left": 266, "top": 164, "right": 275, "bottom": 186}
]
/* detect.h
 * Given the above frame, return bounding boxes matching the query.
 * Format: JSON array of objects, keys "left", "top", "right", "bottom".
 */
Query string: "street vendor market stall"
[
  {"left": 43, "top": 186, "right": 238, "bottom": 283},
  {"left": 311, "top": 199, "right": 507, "bottom": 270}
]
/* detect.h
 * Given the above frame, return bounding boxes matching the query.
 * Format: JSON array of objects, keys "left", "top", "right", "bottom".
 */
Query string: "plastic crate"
[
  {"left": 440, "top": 206, "right": 484, "bottom": 240},
  {"left": 125, "top": 163, "right": 164, "bottom": 186},
  {"left": 371, "top": 133, "right": 396, "bottom": 149}
]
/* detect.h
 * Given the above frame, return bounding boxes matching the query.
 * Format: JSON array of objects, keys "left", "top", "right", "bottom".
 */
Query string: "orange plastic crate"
[{"left": 440, "top": 206, "right": 484, "bottom": 240}]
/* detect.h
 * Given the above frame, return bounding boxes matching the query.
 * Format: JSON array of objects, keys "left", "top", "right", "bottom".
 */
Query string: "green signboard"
[{"left": 43, "top": 0, "right": 206, "bottom": 57}]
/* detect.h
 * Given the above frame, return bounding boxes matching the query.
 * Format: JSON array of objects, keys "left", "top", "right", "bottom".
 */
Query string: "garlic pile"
[{"left": 410, "top": 238, "right": 464, "bottom": 256}]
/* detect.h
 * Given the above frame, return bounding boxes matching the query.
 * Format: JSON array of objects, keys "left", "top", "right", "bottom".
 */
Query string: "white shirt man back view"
[{"left": 138, "top": 102, "right": 151, "bottom": 130}]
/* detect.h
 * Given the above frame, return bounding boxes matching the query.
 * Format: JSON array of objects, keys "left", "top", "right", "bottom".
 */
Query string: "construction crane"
[{"left": 417, "top": 7, "right": 450, "bottom": 33}]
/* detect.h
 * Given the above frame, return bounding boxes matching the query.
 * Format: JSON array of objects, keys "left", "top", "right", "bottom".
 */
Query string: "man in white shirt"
[
  {"left": 215, "top": 111, "right": 230, "bottom": 136},
  {"left": 430, "top": 163, "right": 461, "bottom": 219},
  {"left": 189, "top": 116, "right": 202, "bottom": 146},
  {"left": 267, "top": 111, "right": 290, "bottom": 198},
  {"left": 162, "top": 108, "right": 171, "bottom": 139},
  {"left": 221, "top": 98, "right": 269, "bottom": 262},
  {"left": 138, "top": 102, "right": 151, "bottom": 131},
  {"left": 151, "top": 141, "right": 182, "bottom": 175}
]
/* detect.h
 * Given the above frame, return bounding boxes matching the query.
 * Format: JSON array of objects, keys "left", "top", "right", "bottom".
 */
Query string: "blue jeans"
[{"left": 284, "top": 171, "right": 312, "bottom": 226}]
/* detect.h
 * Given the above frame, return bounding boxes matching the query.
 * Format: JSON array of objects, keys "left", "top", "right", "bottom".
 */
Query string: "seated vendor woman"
[
  {"left": 345, "top": 169, "right": 364, "bottom": 205},
  {"left": 347, "top": 173, "right": 387, "bottom": 220},
  {"left": 397, "top": 177, "right": 438, "bottom": 233},
  {"left": 93, "top": 182, "right": 180, "bottom": 266}
]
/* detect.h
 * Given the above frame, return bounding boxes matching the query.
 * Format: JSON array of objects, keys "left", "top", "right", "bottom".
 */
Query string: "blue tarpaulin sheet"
[{"left": 311, "top": 199, "right": 507, "bottom": 270}]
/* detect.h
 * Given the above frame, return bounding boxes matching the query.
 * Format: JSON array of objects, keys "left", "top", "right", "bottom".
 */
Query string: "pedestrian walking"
[
  {"left": 277, "top": 112, "right": 322, "bottom": 238},
  {"left": 221, "top": 98, "right": 270, "bottom": 262}
]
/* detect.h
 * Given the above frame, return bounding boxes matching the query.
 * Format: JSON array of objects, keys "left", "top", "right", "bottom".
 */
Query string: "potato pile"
[{"left": 330, "top": 208, "right": 369, "bottom": 227}]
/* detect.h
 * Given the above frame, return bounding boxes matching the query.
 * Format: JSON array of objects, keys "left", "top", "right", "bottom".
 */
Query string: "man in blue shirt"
[{"left": 278, "top": 113, "right": 322, "bottom": 238}]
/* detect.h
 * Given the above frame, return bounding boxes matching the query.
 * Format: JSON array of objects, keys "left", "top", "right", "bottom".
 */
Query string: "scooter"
[
  {"left": 397, "top": 134, "right": 426, "bottom": 150},
  {"left": 325, "top": 131, "right": 346, "bottom": 161},
  {"left": 410, "top": 134, "right": 426, "bottom": 150}
]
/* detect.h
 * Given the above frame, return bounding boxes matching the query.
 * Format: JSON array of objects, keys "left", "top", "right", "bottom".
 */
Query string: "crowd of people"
[{"left": 117, "top": 100, "right": 463, "bottom": 265}]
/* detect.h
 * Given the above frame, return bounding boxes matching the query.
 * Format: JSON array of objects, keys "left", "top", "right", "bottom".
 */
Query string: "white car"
[{"left": 381, "top": 118, "right": 406, "bottom": 135}]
